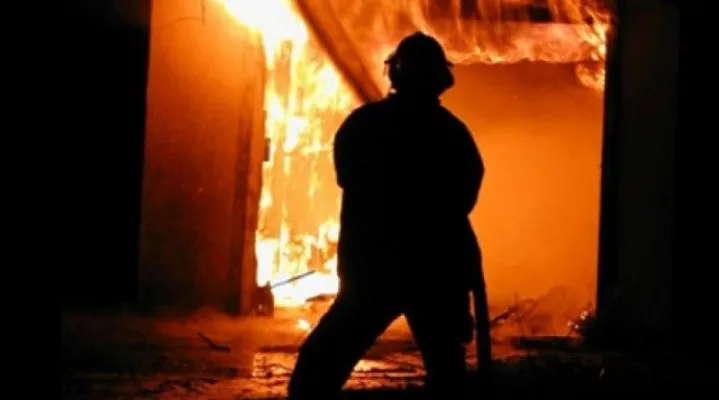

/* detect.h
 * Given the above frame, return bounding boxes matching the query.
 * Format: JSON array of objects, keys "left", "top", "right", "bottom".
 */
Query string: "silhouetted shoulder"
[
  {"left": 333, "top": 101, "right": 390, "bottom": 188},
  {"left": 335, "top": 102, "right": 386, "bottom": 139},
  {"left": 347, "top": 101, "right": 390, "bottom": 122},
  {"left": 437, "top": 106, "right": 484, "bottom": 174},
  {"left": 438, "top": 106, "right": 471, "bottom": 135}
]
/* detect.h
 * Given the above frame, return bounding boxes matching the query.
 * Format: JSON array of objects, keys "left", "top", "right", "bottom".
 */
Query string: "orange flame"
[
  {"left": 302, "top": 0, "right": 612, "bottom": 92},
  {"left": 221, "top": 0, "right": 355, "bottom": 306}
]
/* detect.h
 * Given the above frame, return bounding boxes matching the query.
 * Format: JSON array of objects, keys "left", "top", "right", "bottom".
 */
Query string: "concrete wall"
[
  {"left": 597, "top": 0, "right": 677, "bottom": 351},
  {"left": 139, "top": 0, "right": 264, "bottom": 311},
  {"left": 442, "top": 63, "right": 604, "bottom": 309}
]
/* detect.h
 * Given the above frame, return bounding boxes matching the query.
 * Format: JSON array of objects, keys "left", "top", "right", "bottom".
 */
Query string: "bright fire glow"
[
  {"left": 221, "top": 0, "right": 356, "bottom": 307},
  {"left": 220, "top": 0, "right": 611, "bottom": 307},
  {"left": 298, "top": 318, "right": 312, "bottom": 331}
]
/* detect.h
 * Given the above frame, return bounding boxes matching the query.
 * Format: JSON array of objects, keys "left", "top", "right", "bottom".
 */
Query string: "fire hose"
[{"left": 469, "top": 257, "right": 495, "bottom": 396}]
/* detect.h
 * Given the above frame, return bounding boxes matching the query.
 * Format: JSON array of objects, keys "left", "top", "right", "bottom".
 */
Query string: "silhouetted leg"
[
  {"left": 287, "top": 290, "right": 400, "bottom": 400},
  {"left": 405, "top": 294, "right": 469, "bottom": 399}
]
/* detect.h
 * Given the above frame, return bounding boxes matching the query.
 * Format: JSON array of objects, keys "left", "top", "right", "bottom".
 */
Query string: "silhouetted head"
[{"left": 385, "top": 32, "right": 454, "bottom": 98}]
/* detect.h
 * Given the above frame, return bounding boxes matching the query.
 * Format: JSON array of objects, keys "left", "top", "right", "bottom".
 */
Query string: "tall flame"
[
  {"left": 220, "top": 0, "right": 612, "bottom": 307},
  {"left": 221, "top": 0, "right": 356, "bottom": 306}
]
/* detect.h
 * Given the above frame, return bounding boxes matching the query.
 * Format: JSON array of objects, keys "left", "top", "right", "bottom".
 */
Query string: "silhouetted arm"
[
  {"left": 333, "top": 109, "right": 363, "bottom": 190},
  {"left": 457, "top": 123, "right": 484, "bottom": 215}
]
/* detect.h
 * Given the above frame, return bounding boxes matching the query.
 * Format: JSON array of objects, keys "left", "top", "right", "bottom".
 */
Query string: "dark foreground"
[{"left": 62, "top": 308, "right": 696, "bottom": 399}]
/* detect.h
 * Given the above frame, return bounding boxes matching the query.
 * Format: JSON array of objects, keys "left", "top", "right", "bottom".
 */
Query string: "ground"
[{"left": 62, "top": 303, "right": 691, "bottom": 399}]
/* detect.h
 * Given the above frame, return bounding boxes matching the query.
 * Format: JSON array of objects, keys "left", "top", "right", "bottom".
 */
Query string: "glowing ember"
[
  {"left": 219, "top": 0, "right": 612, "bottom": 308},
  {"left": 297, "top": 318, "right": 312, "bottom": 331}
]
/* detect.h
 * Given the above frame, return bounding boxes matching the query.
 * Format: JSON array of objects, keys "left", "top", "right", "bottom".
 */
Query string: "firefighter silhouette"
[{"left": 288, "top": 32, "right": 492, "bottom": 399}]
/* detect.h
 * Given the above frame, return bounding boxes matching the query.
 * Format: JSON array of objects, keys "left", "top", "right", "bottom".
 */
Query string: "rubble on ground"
[{"left": 62, "top": 289, "right": 685, "bottom": 399}]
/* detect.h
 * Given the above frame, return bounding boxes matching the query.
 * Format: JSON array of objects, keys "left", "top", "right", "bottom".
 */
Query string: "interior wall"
[
  {"left": 442, "top": 63, "right": 604, "bottom": 306},
  {"left": 139, "top": 0, "right": 263, "bottom": 310}
]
